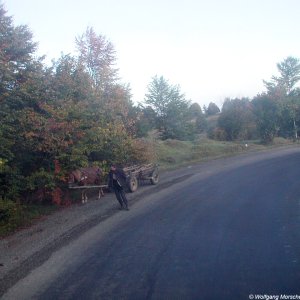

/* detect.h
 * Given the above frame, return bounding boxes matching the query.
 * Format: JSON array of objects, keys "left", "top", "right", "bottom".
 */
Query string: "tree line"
[
  {"left": 0, "top": 6, "right": 204, "bottom": 206},
  {"left": 1, "top": 4, "right": 300, "bottom": 208},
  {"left": 140, "top": 57, "right": 300, "bottom": 144},
  {"left": 210, "top": 56, "right": 300, "bottom": 143}
]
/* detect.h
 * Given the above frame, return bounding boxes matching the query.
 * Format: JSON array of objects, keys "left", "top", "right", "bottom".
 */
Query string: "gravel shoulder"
[{"left": 0, "top": 145, "right": 299, "bottom": 296}]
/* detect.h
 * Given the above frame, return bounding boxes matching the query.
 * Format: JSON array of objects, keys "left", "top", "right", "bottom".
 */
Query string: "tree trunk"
[{"left": 293, "top": 118, "right": 298, "bottom": 140}]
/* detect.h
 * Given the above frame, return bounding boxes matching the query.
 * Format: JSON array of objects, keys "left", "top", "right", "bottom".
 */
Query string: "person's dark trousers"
[{"left": 114, "top": 188, "right": 128, "bottom": 208}]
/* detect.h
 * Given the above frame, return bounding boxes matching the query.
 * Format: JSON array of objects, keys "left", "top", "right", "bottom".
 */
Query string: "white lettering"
[
  {"left": 254, "top": 295, "right": 279, "bottom": 300},
  {"left": 252, "top": 295, "right": 300, "bottom": 300}
]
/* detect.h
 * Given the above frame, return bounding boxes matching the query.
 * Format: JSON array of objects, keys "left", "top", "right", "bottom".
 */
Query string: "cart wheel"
[
  {"left": 150, "top": 168, "right": 159, "bottom": 185},
  {"left": 128, "top": 176, "right": 138, "bottom": 192}
]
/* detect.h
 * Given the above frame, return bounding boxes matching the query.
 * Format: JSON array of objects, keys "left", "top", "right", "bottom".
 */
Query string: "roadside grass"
[
  {"left": 156, "top": 137, "right": 295, "bottom": 170},
  {"left": 0, "top": 201, "right": 58, "bottom": 237}
]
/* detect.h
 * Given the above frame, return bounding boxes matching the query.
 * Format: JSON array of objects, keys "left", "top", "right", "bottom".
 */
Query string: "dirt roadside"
[
  {"left": 0, "top": 164, "right": 198, "bottom": 295},
  {"left": 0, "top": 145, "right": 299, "bottom": 296}
]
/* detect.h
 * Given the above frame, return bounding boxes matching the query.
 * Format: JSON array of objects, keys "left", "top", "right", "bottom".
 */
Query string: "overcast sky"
[{"left": 3, "top": 0, "right": 300, "bottom": 107}]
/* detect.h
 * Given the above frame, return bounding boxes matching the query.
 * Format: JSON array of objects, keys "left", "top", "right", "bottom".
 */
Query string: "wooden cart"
[
  {"left": 119, "top": 163, "right": 159, "bottom": 192},
  {"left": 68, "top": 184, "right": 107, "bottom": 203}
]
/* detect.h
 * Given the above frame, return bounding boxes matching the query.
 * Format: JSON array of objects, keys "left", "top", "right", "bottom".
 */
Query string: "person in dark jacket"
[{"left": 108, "top": 165, "right": 129, "bottom": 210}]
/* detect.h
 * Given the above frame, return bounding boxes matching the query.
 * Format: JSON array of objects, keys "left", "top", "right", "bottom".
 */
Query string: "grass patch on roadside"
[
  {"left": 0, "top": 200, "right": 58, "bottom": 237},
  {"left": 156, "top": 137, "right": 295, "bottom": 170}
]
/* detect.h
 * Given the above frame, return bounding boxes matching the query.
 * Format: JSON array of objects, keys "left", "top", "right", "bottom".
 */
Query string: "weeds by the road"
[
  {"left": 156, "top": 137, "right": 295, "bottom": 170},
  {"left": 0, "top": 200, "right": 58, "bottom": 237}
]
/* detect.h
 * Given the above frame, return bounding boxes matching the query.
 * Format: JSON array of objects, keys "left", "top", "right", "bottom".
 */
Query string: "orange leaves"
[
  {"left": 24, "top": 131, "right": 37, "bottom": 139},
  {"left": 19, "top": 105, "right": 85, "bottom": 155},
  {"left": 54, "top": 159, "right": 61, "bottom": 174},
  {"left": 51, "top": 187, "right": 63, "bottom": 206}
]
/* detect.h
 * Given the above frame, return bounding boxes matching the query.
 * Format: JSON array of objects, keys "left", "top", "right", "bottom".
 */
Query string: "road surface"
[{"left": 3, "top": 148, "right": 300, "bottom": 299}]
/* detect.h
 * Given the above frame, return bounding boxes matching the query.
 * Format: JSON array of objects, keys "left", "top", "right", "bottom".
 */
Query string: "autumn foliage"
[
  {"left": 2, "top": 2, "right": 298, "bottom": 212},
  {"left": 0, "top": 5, "right": 152, "bottom": 206}
]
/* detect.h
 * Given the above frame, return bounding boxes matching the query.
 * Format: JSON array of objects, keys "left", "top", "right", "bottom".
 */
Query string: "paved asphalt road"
[{"left": 3, "top": 148, "right": 300, "bottom": 299}]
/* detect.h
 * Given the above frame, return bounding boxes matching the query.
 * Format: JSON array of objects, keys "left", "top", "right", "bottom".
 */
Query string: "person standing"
[{"left": 108, "top": 165, "right": 129, "bottom": 210}]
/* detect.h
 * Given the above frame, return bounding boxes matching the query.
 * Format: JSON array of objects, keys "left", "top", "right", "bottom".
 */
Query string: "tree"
[
  {"left": 135, "top": 105, "right": 157, "bottom": 137},
  {"left": 0, "top": 4, "right": 37, "bottom": 102},
  {"left": 252, "top": 94, "right": 280, "bottom": 143},
  {"left": 277, "top": 91, "right": 300, "bottom": 139},
  {"left": 264, "top": 56, "right": 300, "bottom": 96},
  {"left": 263, "top": 56, "right": 300, "bottom": 140},
  {"left": 189, "top": 103, "right": 203, "bottom": 118},
  {"left": 75, "top": 27, "right": 118, "bottom": 94},
  {"left": 144, "top": 76, "right": 192, "bottom": 140},
  {"left": 145, "top": 76, "right": 172, "bottom": 118},
  {"left": 188, "top": 103, "right": 207, "bottom": 133},
  {"left": 206, "top": 102, "right": 220, "bottom": 116},
  {"left": 50, "top": 54, "right": 93, "bottom": 104},
  {"left": 0, "top": 5, "right": 48, "bottom": 201},
  {"left": 218, "top": 98, "right": 254, "bottom": 141},
  {"left": 75, "top": 28, "right": 135, "bottom": 131}
]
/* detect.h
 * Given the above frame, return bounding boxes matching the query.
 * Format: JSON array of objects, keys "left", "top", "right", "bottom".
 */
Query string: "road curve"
[{"left": 3, "top": 147, "right": 300, "bottom": 299}]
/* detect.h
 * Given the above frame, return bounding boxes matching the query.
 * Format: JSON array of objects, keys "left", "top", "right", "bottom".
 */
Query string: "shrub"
[
  {"left": 208, "top": 127, "right": 227, "bottom": 140},
  {"left": 129, "top": 138, "right": 156, "bottom": 164},
  {"left": 0, "top": 199, "right": 25, "bottom": 236}
]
